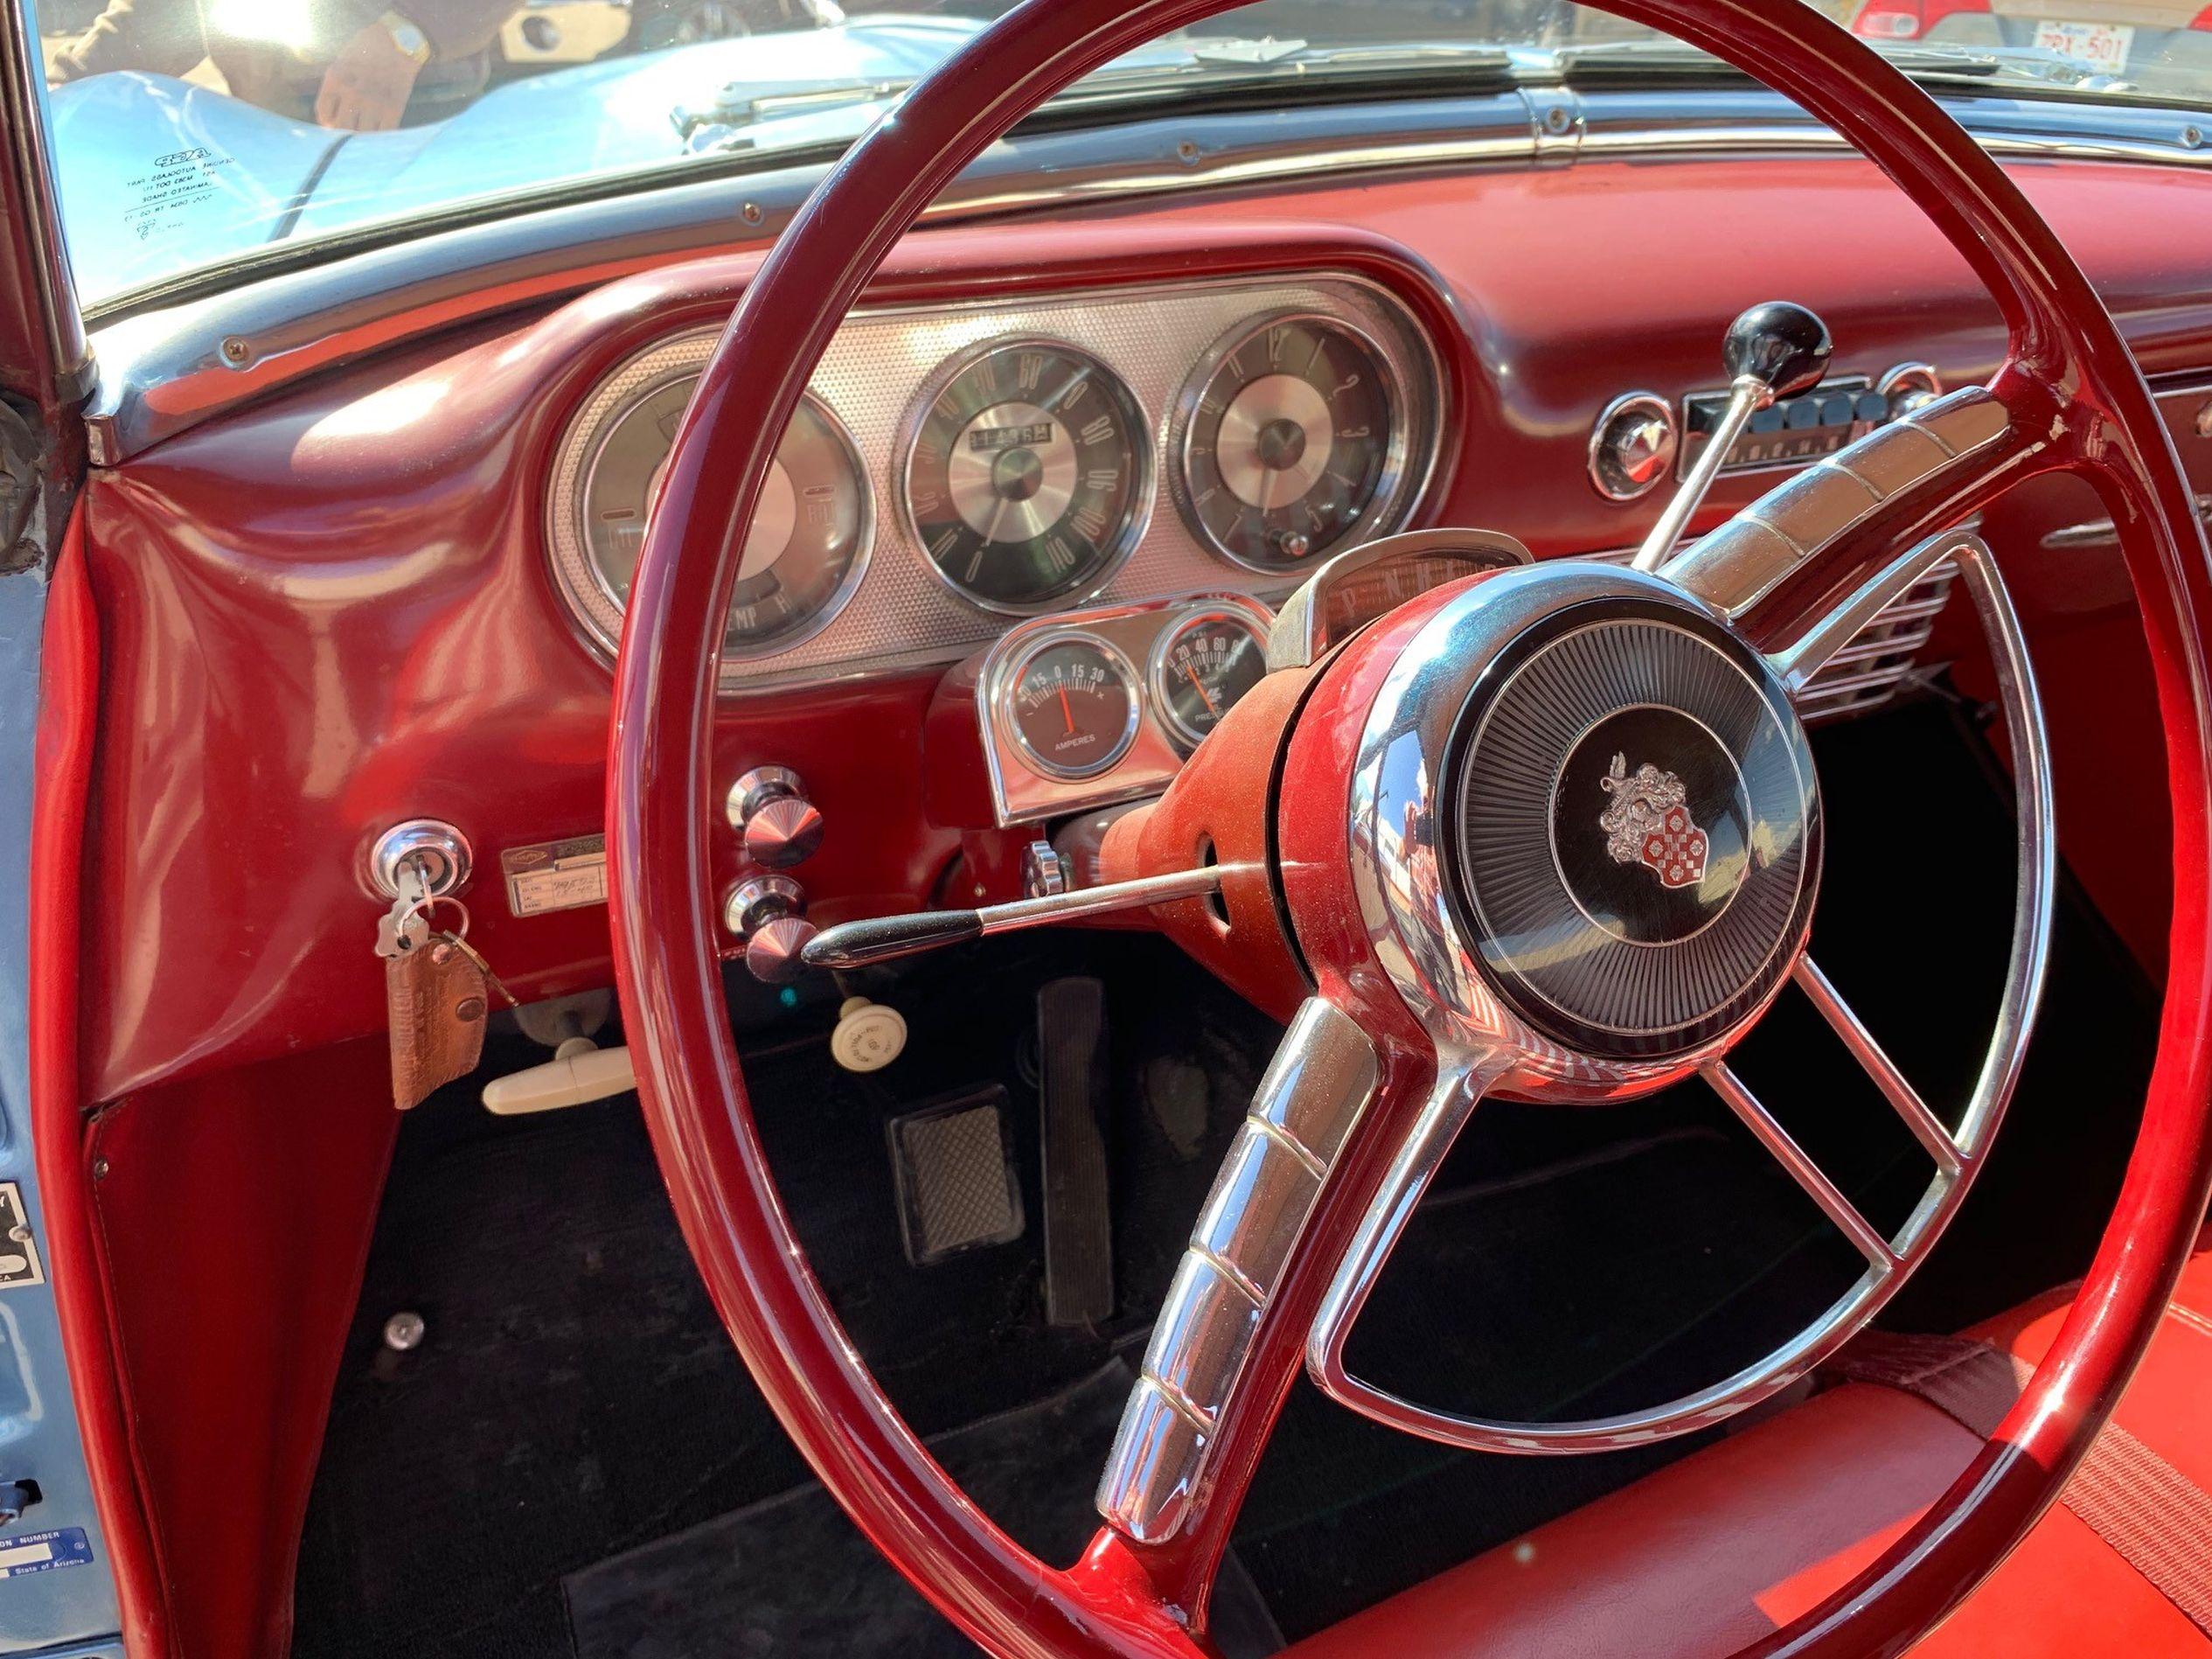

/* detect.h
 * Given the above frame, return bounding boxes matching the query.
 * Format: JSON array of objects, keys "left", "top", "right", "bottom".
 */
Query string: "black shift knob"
[{"left": 1722, "top": 302, "right": 1832, "bottom": 398}]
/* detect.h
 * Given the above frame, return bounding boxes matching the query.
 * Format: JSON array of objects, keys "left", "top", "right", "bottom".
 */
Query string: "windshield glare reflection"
[{"left": 25, "top": 0, "right": 2210, "bottom": 309}]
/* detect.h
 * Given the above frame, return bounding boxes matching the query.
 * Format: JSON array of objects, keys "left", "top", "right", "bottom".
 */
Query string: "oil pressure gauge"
[
  {"left": 1177, "top": 312, "right": 1402, "bottom": 574},
  {"left": 1151, "top": 609, "right": 1268, "bottom": 751}
]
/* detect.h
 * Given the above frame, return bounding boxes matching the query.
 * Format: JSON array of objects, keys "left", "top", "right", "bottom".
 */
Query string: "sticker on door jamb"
[{"left": 0, "top": 1182, "right": 45, "bottom": 1288}]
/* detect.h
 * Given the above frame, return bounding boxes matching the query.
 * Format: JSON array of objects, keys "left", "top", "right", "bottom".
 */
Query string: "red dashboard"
[{"left": 68, "top": 153, "right": 2212, "bottom": 1103}]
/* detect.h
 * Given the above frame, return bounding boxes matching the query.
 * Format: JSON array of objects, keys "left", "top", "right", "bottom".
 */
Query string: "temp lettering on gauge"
[
  {"left": 1179, "top": 313, "right": 1398, "bottom": 573},
  {"left": 1005, "top": 636, "right": 1141, "bottom": 780},
  {"left": 581, "top": 380, "right": 869, "bottom": 655},
  {"left": 905, "top": 340, "right": 1151, "bottom": 610}
]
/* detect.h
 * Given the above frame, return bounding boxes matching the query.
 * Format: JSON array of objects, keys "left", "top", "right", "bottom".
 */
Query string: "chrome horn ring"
[{"left": 1304, "top": 532, "right": 2050, "bottom": 1453}]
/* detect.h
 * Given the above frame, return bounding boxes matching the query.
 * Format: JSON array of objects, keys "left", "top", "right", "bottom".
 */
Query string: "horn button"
[
  {"left": 1441, "top": 599, "right": 1820, "bottom": 1062},
  {"left": 1554, "top": 706, "right": 1754, "bottom": 946}
]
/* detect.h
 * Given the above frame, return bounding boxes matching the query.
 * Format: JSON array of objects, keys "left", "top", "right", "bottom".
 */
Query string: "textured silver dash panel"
[{"left": 544, "top": 275, "right": 1442, "bottom": 693}]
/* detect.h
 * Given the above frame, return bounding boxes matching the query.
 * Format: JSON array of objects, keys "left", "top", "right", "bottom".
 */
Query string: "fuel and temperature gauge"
[
  {"left": 1005, "top": 635, "right": 1141, "bottom": 780},
  {"left": 1151, "top": 610, "right": 1268, "bottom": 751}
]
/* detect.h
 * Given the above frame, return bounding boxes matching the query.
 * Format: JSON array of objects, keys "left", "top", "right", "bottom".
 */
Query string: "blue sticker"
[{"left": 0, "top": 1528, "right": 94, "bottom": 1580}]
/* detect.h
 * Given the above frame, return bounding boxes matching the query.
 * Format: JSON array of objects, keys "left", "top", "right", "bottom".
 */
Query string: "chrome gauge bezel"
[
  {"left": 979, "top": 590, "right": 1276, "bottom": 826},
  {"left": 998, "top": 629, "right": 1146, "bottom": 781},
  {"left": 545, "top": 326, "right": 877, "bottom": 682},
  {"left": 1148, "top": 605, "right": 1270, "bottom": 753},
  {"left": 1169, "top": 308, "right": 1420, "bottom": 576},
  {"left": 898, "top": 334, "right": 1157, "bottom": 618}
]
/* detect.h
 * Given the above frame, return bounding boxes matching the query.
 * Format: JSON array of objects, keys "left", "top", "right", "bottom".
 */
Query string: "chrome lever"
[
  {"left": 802, "top": 866, "right": 1241, "bottom": 971},
  {"left": 1632, "top": 302, "right": 1833, "bottom": 573}
]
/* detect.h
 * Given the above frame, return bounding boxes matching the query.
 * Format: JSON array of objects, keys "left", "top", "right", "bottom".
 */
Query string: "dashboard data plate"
[{"left": 501, "top": 834, "right": 610, "bottom": 917}]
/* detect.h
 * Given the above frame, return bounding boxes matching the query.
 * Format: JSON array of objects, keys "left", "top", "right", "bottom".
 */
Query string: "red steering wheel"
[{"left": 609, "top": 0, "right": 2212, "bottom": 1652}]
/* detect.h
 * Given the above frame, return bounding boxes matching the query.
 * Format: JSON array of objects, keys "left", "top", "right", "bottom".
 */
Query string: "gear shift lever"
[{"left": 1631, "top": 302, "right": 1833, "bottom": 572}]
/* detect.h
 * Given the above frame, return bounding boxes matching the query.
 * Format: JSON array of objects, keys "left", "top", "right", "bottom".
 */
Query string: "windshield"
[{"left": 25, "top": 0, "right": 2212, "bottom": 312}]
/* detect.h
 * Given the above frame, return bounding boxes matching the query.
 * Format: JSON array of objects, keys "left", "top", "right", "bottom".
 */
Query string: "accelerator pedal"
[{"left": 1037, "top": 977, "right": 1114, "bottom": 1328}]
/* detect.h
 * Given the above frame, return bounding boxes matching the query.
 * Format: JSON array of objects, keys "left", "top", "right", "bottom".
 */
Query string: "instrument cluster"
[{"left": 543, "top": 274, "right": 1441, "bottom": 690}]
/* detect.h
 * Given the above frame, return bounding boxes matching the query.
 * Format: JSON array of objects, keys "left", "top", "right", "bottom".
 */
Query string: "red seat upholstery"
[{"left": 1284, "top": 1242, "right": 2212, "bottom": 1658}]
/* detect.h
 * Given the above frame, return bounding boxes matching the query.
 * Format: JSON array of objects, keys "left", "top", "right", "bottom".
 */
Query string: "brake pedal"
[{"left": 887, "top": 1090, "right": 1024, "bottom": 1267}]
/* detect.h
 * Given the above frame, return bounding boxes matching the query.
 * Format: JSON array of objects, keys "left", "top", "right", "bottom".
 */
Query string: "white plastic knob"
[
  {"left": 481, "top": 1042, "right": 636, "bottom": 1115},
  {"left": 831, "top": 996, "right": 907, "bottom": 1073}
]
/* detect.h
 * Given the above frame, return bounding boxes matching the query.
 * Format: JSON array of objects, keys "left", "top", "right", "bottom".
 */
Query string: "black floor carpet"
[
  {"left": 292, "top": 694, "right": 2160, "bottom": 1657},
  {"left": 563, "top": 1359, "right": 1282, "bottom": 1659},
  {"left": 291, "top": 936, "right": 1279, "bottom": 1659}
]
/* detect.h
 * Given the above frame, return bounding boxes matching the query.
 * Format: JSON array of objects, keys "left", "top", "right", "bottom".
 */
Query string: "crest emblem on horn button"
[{"left": 1598, "top": 753, "right": 1709, "bottom": 889}]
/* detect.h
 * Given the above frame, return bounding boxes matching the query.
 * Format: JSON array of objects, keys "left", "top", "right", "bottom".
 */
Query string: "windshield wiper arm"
[{"left": 673, "top": 79, "right": 911, "bottom": 151}]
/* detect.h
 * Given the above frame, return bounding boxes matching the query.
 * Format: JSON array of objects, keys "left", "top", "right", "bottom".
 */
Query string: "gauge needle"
[
  {"left": 1183, "top": 662, "right": 1220, "bottom": 717},
  {"left": 1059, "top": 685, "right": 1076, "bottom": 735}
]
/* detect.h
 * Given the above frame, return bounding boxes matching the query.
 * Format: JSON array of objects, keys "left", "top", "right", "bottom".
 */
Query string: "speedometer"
[
  {"left": 1176, "top": 313, "right": 1402, "bottom": 574},
  {"left": 550, "top": 330, "right": 874, "bottom": 671},
  {"left": 577, "top": 385, "right": 869, "bottom": 656},
  {"left": 902, "top": 339, "right": 1151, "bottom": 613}
]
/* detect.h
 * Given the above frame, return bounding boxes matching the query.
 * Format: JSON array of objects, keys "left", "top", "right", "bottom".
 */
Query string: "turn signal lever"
[
  {"left": 802, "top": 866, "right": 1237, "bottom": 971},
  {"left": 1631, "top": 301, "right": 1833, "bottom": 572}
]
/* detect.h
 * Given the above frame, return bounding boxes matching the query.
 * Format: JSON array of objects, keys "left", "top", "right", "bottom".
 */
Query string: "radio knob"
[{"left": 726, "top": 765, "right": 824, "bottom": 868}]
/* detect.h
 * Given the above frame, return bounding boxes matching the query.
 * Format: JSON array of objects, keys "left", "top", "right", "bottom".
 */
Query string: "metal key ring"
[{"left": 412, "top": 893, "right": 470, "bottom": 940}]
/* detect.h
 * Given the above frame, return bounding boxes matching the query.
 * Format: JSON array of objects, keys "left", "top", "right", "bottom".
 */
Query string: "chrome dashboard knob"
[
  {"left": 726, "top": 764, "right": 823, "bottom": 868},
  {"left": 745, "top": 916, "right": 819, "bottom": 986},
  {"left": 745, "top": 795, "right": 824, "bottom": 868},
  {"left": 724, "top": 875, "right": 817, "bottom": 983}
]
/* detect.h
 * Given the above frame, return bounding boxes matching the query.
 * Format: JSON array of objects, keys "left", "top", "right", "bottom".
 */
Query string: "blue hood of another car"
[{"left": 46, "top": 13, "right": 1093, "bottom": 305}]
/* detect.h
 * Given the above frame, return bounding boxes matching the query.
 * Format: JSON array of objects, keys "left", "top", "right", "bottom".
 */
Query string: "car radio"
[
  {"left": 1587, "top": 363, "right": 1943, "bottom": 502},
  {"left": 1676, "top": 362, "right": 1943, "bottom": 477}
]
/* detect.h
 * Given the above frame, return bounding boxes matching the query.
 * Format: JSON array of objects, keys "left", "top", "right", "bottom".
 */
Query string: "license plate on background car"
[{"left": 2031, "top": 18, "right": 2135, "bottom": 73}]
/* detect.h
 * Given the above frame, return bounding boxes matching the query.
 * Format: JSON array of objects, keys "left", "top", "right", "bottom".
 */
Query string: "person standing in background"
[{"left": 45, "top": 0, "right": 521, "bottom": 129}]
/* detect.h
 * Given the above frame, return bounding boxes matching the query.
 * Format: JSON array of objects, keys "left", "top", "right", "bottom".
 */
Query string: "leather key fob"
[{"left": 386, "top": 937, "right": 490, "bottom": 1111}]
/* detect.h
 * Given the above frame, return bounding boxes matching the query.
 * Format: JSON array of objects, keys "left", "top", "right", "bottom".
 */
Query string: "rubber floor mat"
[{"left": 562, "top": 1359, "right": 1283, "bottom": 1658}]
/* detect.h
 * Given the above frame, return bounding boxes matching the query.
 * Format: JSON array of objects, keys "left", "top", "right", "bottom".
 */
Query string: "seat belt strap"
[{"left": 1830, "top": 1328, "right": 2212, "bottom": 1635}]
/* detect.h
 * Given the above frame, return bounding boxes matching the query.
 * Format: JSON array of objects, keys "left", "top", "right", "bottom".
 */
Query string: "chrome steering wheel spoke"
[
  {"left": 1702, "top": 1057, "right": 1903, "bottom": 1270},
  {"left": 1660, "top": 380, "right": 2061, "bottom": 645},
  {"left": 1096, "top": 995, "right": 1388, "bottom": 1545},
  {"left": 1793, "top": 955, "right": 1967, "bottom": 1177}
]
